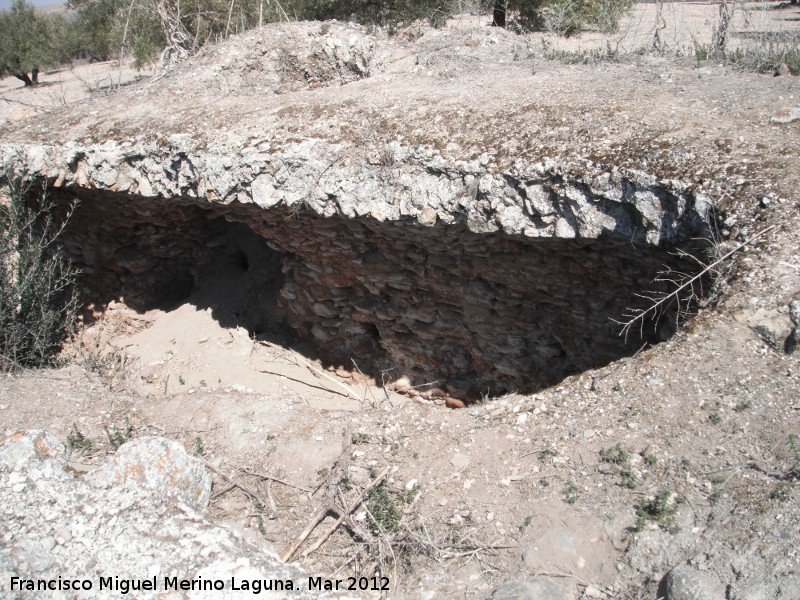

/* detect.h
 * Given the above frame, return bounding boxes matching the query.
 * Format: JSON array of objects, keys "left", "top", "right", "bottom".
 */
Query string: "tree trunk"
[
  {"left": 31, "top": 68, "right": 39, "bottom": 83},
  {"left": 492, "top": 0, "right": 506, "bottom": 28},
  {"left": 712, "top": 0, "right": 735, "bottom": 54},
  {"left": 14, "top": 72, "right": 34, "bottom": 86}
]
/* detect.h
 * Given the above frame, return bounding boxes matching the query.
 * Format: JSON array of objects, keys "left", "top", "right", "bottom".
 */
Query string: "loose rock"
[
  {"left": 490, "top": 576, "right": 577, "bottom": 600},
  {"left": 662, "top": 564, "right": 724, "bottom": 600}
]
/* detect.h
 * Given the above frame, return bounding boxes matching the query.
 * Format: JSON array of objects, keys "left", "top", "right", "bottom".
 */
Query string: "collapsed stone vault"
[{"left": 6, "top": 142, "right": 713, "bottom": 401}]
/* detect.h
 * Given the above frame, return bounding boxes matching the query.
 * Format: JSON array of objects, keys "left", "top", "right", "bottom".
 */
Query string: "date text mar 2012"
[{"left": 309, "top": 576, "right": 389, "bottom": 592}]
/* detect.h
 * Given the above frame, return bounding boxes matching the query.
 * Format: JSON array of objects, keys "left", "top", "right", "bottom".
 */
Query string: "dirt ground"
[
  {"left": 1, "top": 3, "right": 800, "bottom": 599},
  {"left": 0, "top": 60, "right": 149, "bottom": 128}
]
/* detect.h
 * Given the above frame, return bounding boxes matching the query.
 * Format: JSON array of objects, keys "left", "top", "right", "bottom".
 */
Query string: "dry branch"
[
  {"left": 258, "top": 341, "right": 362, "bottom": 401},
  {"left": 350, "top": 358, "right": 380, "bottom": 406},
  {"left": 281, "top": 506, "right": 329, "bottom": 563},
  {"left": 614, "top": 225, "right": 778, "bottom": 339},
  {"left": 256, "top": 366, "right": 357, "bottom": 400},
  {"left": 300, "top": 466, "right": 391, "bottom": 559},
  {"left": 240, "top": 467, "right": 313, "bottom": 493},
  {"left": 265, "top": 479, "right": 278, "bottom": 520},
  {"left": 311, "top": 424, "right": 353, "bottom": 499},
  {"left": 202, "top": 459, "right": 270, "bottom": 508},
  {"left": 282, "top": 465, "right": 391, "bottom": 562},
  {"left": 210, "top": 481, "right": 236, "bottom": 500}
]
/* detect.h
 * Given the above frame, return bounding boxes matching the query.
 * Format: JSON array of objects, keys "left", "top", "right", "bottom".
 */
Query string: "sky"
[{"left": 0, "top": 0, "right": 64, "bottom": 10}]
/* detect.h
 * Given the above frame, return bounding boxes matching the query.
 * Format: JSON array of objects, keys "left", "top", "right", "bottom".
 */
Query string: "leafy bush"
[
  {"left": 295, "top": 0, "right": 448, "bottom": 29},
  {"left": 0, "top": 175, "right": 79, "bottom": 369},
  {"left": 508, "top": 0, "right": 632, "bottom": 37},
  {"left": 635, "top": 490, "right": 681, "bottom": 533},
  {"left": 367, "top": 483, "right": 401, "bottom": 534},
  {"left": 725, "top": 43, "right": 800, "bottom": 76}
]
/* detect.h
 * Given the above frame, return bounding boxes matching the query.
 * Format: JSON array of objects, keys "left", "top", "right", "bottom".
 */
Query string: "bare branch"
[
  {"left": 240, "top": 468, "right": 313, "bottom": 493},
  {"left": 614, "top": 225, "right": 778, "bottom": 340}
]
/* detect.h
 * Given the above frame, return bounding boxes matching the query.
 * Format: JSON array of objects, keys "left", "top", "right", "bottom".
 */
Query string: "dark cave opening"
[{"left": 51, "top": 187, "right": 709, "bottom": 402}]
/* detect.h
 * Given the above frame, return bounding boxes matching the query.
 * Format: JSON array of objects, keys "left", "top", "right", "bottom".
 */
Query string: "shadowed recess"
[{"left": 52, "top": 187, "right": 709, "bottom": 402}]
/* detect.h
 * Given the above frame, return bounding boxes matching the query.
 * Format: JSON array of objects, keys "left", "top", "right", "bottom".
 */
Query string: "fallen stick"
[
  {"left": 300, "top": 465, "right": 391, "bottom": 559},
  {"left": 256, "top": 367, "right": 356, "bottom": 400},
  {"left": 240, "top": 467, "right": 313, "bottom": 493},
  {"left": 202, "top": 459, "right": 270, "bottom": 508},
  {"left": 210, "top": 481, "right": 236, "bottom": 500},
  {"left": 281, "top": 505, "right": 330, "bottom": 563},
  {"left": 258, "top": 340, "right": 362, "bottom": 401},
  {"left": 311, "top": 424, "right": 352, "bottom": 498},
  {"left": 266, "top": 479, "right": 278, "bottom": 520},
  {"left": 351, "top": 358, "right": 380, "bottom": 406},
  {"left": 298, "top": 358, "right": 363, "bottom": 402},
  {"left": 327, "top": 425, "right": 353, "bottom": 501},
  {"left": 283, "top": 465, "right": 391, "bottom": 562}
]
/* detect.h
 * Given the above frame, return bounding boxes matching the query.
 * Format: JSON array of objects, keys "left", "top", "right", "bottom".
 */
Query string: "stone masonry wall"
[{"left": 3, "top": 141, "right": 713, "bottom": 400}]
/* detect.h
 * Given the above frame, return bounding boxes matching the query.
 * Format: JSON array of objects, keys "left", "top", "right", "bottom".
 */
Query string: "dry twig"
[
  {"left": 282, "top": 466, "right": 391, "bottom": 562},
  {"left": 202, "top": 459, "right": 270, "bottom": 508},
  {"left": 311, "top": 424, "right": 353, "bottom": 498},
  {"left": 300, "top": 466, "right": 391, "bottom": 559},
  {"left": 240, "top": 467, "right": 313, "bottom": 493},
  {"left": 614, "top": 225, "right": 778, "bottom": 340},
  {"left": 258, "top": 340, "right": 362, "bottom": 401}
]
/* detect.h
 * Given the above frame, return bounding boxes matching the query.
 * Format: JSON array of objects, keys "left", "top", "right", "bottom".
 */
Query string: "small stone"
[
  {"left": 89, "top": 437, "right": 211, "bottom": 509},
  {"left": 391, "top": 376, "right": 411, "bottom": 393},
  {"left": 388, "top": 49, "right": 413, "bottom": 63},
  {"left": 489, "top": 576, "right": 576, "bottom": 600},
  {"left": 774, "top": 62, "right": 791, "bottom": 76},
  {"left": 446, "top": 397, "right": 466, "bottom": 409},
  {"left": 418, "top": 206, "right": 438, "bottom": 226},
  {"left": 771, "top": 106, "right": 800, "bottom": 124},
  {"left": 584, "top": 585, "right": 605, "bottom": 598},
  {"left": 450, "top": 453, "right": 470, "bottom": 469},
  {"left": 790, "top": 299, "right": 800, "bottom": 326},
  {"left": 663, "top": 564, "right": 725, "bottom": 600}
]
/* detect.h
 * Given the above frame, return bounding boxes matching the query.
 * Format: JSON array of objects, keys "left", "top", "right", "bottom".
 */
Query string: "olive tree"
[{"left": 0, "top": 0, "right": 62, "bottom": 85}]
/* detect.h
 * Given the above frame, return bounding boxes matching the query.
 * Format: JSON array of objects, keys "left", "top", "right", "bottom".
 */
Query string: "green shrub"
[
  {"left": 295, "top": 0, "right": 448, "bottom": 29},
  {"left": 725, "top": 44, "right": 800, "bottom": 76},
  {"left": 367, "top": 483, "right": 401, "bottom": 534},
  {"left": 0, "top": 175, "right": 79, "bottom": 369},
  {"left": 635, "top": 490, "right": 681, "bottom": 533},
  {"left": 509, "top": 0, "right": 632, "bottom": 37}
]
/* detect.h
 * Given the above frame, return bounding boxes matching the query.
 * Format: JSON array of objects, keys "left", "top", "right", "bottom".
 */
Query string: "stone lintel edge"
[{"left": 0, "top": 141, "right": 713, "bottom": 246}]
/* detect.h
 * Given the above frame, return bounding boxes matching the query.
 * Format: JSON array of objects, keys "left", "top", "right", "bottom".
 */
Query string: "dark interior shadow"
[
  {"left": 52, "top": 187, "right": 295, "bottom": 347},
  {"left": 49, "top": 186, "right": 709, "bottom": 402}
]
